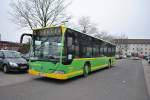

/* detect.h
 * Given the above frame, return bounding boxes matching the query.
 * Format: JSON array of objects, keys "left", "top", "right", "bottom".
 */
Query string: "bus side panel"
[
  {"left": 90, "top": 57, "right": 109, "bottom": 71},
  {"left": 29, "top": 61, "right": 57, "bottom": 73},
  {"left": 64, "top": 57, "right": 113, "bottom": 78},
  {"left": 65, "top": 59, "right": 85, "bottom": 78}
]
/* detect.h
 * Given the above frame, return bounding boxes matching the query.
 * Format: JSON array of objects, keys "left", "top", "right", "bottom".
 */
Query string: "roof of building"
[
  {"left": 0, "top": 41, "right": 24, "bottom": 46},
  {"left": 114, "top": 39, "right": 150, "bottom": 44}
]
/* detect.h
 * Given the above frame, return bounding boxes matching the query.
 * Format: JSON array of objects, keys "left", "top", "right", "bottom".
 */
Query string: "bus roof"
[{"left": 33, "top": 26, "right": 116, "bottom": 46}]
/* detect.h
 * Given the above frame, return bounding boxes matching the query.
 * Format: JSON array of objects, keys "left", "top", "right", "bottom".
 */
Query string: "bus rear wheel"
[
  {"left": 108, "top": 59, "right": 112, "bottom": 68},
  {"left": 83, "top": 64, "right": 90, "bottom": 77}
]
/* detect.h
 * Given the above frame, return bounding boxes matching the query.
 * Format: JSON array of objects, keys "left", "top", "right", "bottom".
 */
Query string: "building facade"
[
  {"left": 114, "top": 39, "right": 150, "bottom": 56},
  {"left": 0, "top": 41, "right": 29, "bottom": 54}
]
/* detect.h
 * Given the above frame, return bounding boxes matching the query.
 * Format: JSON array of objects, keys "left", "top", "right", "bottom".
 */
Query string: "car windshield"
[{"left": 4, "top": 51, "right": 22, "bottom": 58}]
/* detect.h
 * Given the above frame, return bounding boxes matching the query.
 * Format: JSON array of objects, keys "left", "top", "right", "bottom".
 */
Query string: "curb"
[{"left": 142, "top": 60, "right": 150, "bottom": 97}]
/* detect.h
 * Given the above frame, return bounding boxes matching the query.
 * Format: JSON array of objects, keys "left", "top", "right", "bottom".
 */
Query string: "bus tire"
[
  {"left": 83, "top": 64, "right": 90, "bottom": 77},
  {"left": 108, "top": 59, "right": 112, "bottom": 68}
]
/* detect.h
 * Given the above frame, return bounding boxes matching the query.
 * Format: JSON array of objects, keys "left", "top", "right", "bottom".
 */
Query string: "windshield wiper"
[{"left": 34, "top": 39, "right": 48, "bottom": 51}]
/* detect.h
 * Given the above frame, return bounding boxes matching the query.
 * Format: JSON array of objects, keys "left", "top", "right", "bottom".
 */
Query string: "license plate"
[{"left": 20, "top": 66, "right": 27, "bottom": 69}]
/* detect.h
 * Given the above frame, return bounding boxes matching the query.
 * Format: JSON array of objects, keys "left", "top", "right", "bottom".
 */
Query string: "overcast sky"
[{"left": 0, "top": 0, "right": 150, "bottom": 42}]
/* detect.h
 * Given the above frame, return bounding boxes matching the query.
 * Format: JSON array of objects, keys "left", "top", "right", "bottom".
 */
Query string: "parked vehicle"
[
  {"left": 115, "top": 55, "right": 120, "bottom": 59},
  {"left": 116, "top": 55, "right": 127, "bottom": 59},
  {"left": 131, "top": 57, "right": 140, "bottom": 60},
  {"left": 127, "top": 55, "right": 131, "bottom": 58},
  {"left": 121, "top": 55, "right": 127, "bottom": 59},
  {"left": 138, "top": 55, "right": 144, "bottom": 59},
  {"left": 148, "top": 57, "right": 150, "bottom": 64},
  {"left": 143, "top": 56, "right": 148, "bottom": 60},
  {"left": 0, "top": 50, "right": 28, "bottom": 73},
  {"left": 20, "top": 26, "right": 116, "bottom": 80},
  {"left": 146, "top": 56, "right": 150, "bottom": 61},
  {"left": 21, "top": 53, "right": 30, "bottom": 61}
]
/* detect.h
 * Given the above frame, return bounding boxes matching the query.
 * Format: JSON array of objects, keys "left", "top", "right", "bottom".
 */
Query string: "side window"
[
  {"left": 96, "top": 46, "right": 99, "bottom": 57},
  {"left": 67, "top": 36, "right": 74, "bottom": 55},
  {"left": 79, "top": 34, "right": 92, "bottom": 58},
  {"left": 74, "top": 34, "right": 79, "bottom": 58},
  {"left": 0, "top": 51, "right": 4, "bottom": 58},
  {"left": 86, "top": 47, "right": 92, "bottom": 57},
  {"left": 92, "top": 46, "right": 96, "bottom": 57},
  {"left": 80, "top": 35, "right": 87, "bottom": 58},
  {"left": 100, "top": 47, "right": 104, "bottom": 56},
  {"left": 108, "top": 47, "right": 111, "bottom": 56},
  {"left": 93, "top": 45, "right": 99, "bottom": 57},
  {"left": 86, "top": 37, "right": 92, "bottom": 58},
  {"left": 82, "top": 46, "right": 87, "bottom": 57},
  {"left": 67, "top": 37, "right": 72, "bottom": 47},
  {"left": 112, "top": 47, "right": 116, "bottom": 56},
  {"left": 104, "top": 47, "right": 107, "bottom": 56}
]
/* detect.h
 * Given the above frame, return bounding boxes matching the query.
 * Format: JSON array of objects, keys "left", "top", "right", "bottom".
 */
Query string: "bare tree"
[
  {"left": 78, "top": 16, "right": 99, "bottom": 34},
  {"left": 9, "top": 0, "right": 71, "bottom": 29},
  {"left": 95, "top": 31, "right": 115, "bottom": 42},
  {"left": 114, "top": 34, "right": 128, "bottom": 55}
]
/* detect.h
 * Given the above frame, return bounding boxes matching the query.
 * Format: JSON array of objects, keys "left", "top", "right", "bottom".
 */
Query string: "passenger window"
[
  {"left": 0, "top": 51, "right": 4, "bottom": 58},
  {"left": 86, "top": 47, "right": 92, "bottom": 57},
  {"left": 67, "top": 37, "right": 73, "bottom": 47},
  {"left": 100, "top": 48, "right": 104, "bottom": 55},
  {"left": 104, "top": 47, "right": 107, "bottom": 55}
]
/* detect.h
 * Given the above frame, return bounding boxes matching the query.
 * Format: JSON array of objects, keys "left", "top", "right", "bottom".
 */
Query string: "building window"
[
  {"left": 133, "top": 48, "right": 134, "bottom": 50},
  {"left": 145, "top": 48, "right": 147, "bottom": 50},
  {"left": 145, "top": 52, "right": 147, "bottom": 54}
]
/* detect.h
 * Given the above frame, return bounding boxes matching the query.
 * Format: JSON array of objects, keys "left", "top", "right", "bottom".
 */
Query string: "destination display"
[{"left": 33, "top": 27, "right": 61, "bottom": 36}]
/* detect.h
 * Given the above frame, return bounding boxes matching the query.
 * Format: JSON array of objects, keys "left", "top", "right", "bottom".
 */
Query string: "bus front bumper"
[{"left": 28, "top": 69, "right": 68, "bottom": 80}]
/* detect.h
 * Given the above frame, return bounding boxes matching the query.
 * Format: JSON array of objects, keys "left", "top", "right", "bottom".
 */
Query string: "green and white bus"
[{"left": 21, "top": 26, "right": 116, "bottom": 80}]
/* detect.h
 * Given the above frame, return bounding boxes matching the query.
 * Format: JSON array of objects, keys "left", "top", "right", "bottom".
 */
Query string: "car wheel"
[
  {"left": 3, "top": 65, "right": 9, "bottom": 73},
  {"left": 23, "top": 70, "right": 28, "bottom": 73}
]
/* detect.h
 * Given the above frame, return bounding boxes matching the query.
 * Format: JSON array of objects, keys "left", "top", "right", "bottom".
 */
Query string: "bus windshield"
[{"left": 32, "top": 28, "right": 62, "bottom": 61}]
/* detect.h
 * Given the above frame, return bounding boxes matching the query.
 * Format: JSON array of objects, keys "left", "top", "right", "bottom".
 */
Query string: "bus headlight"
[{"left": 54, "top": 71, "right": 65, "bottom": 74}]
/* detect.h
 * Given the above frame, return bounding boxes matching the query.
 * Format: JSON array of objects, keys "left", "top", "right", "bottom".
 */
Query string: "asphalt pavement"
[
  {"left": 0, "top": 59, "right": 149, "bottom": 100},
  {"left": 142, "top": 59, "right": 150, "bottom": 97},
  {"left": 0, "top": 71, "right": 38, "bottom": 87}
]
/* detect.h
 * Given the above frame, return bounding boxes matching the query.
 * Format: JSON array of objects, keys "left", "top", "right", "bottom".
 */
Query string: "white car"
[
  {"left": 115, "top": 55, "right": 120, "bottom": 59},
  {"left": 122, "top": 55, "right": 127, "bottom": 59}
]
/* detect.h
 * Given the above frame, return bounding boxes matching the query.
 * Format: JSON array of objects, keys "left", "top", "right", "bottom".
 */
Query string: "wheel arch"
[
  {"left": 2, "top": 63, "right": 9, "bottom": 68},
  {"left": 84, "top": 61, "right": 91, "bottom": 67}
]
